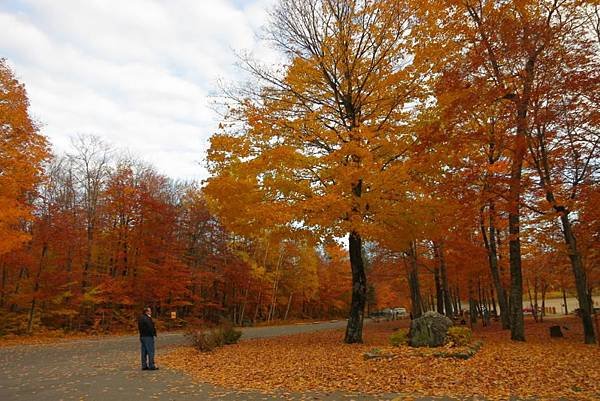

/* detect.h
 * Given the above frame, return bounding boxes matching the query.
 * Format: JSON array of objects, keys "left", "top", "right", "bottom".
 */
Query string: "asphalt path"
[{"left": 0, "top": 320, "right": 446, "bottom": 401}]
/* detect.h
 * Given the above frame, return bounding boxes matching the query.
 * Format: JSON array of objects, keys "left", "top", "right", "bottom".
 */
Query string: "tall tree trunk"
[
  {"left": 268, "top": 252, "right": 283, "bottom": 322},
  {"left": 439, "top": 244, "right": 453, "bottom": 317},
  {"left": 468, "top": 280, "right": 477, "bottom": 325},
  {"left": 433, "top": 242, "right": 452, "bottom": 316},
  {"left": 541, "top": 281, "right": 547, "bottom": 322},
  {"left": 534, "top": 152, "right": 595, "bottom": 340},
  {"left": 239, "top": 286, "right": 249, "bottom": 325},
  {"left": 406, "top": 241, "right": 423, "bottom": 319},
  {"left": 455, "top": 284, "right": 462, "bottom": 314},
  {"left": 508, "top": 151, "right": 525, "bottom": 341},
  {"left": 560, "top": 214, "right": 596, "bottom": 343},
  {"left": 506, "top": 55, "right": 537, "bottom": 342},
  {"left": 284, "top": 293, "right": 293, "bottom": 321},
  {"left": 121, "top": 227, "right": 129, "bottom": 277},
  {"left": 253, "top": 291, "right": 262, "bottom": 323},
  {"left": 434, "top": 264, "right": 444, "bottom": 314},
  {"left": 481, "top": 204, "right": 510, "bottom": 329},
  {"left": 28, "top": 242, "right": 48, "bottom": 333},
  {"left": 490, "top": 285, "right": 498, "bottom": 317},
  {"left": 533, "top": 277, "right": 539, "bottom": 323},
  {"left": 527, "top": 281, "right": 537, "bottom": 323},
  {"left": 344, "top": 230, "right": 367, "bottom": 344},
  {"left": 82, "top": 222, "right": 93, "bottom": 290}
]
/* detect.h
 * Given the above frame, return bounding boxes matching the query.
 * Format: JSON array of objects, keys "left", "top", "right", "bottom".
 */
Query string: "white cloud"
[{"left": 0, "top": 0, "right": 279, "bottom": 181}]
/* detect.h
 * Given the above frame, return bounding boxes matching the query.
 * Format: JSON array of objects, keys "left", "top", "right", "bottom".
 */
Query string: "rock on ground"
[{"left": 409, "top": 311, "right": 453, "bottom": 347}]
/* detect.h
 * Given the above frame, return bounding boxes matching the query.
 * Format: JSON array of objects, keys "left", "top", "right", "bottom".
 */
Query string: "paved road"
[{"left": 1, "top": 320, "right": 443, "bottom": 401}]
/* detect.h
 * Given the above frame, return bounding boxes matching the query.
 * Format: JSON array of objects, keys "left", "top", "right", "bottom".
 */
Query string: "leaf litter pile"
[{"left": 161, "top": 317, "right": 600, "bottom": 400}]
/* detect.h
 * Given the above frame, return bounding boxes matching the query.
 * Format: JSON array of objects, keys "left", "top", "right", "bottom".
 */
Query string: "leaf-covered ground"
[{"left": 162, "top": 317, "right": 600, "bottom": 400}]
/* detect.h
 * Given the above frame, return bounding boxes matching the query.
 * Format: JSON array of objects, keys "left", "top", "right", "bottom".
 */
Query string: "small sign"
[{"left": 170, "top": 311, "right": 176, "bottom": 319}]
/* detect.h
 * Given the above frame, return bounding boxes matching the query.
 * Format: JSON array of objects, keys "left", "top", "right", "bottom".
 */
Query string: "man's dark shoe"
[
  {"left": 142, "top": 367, "right": 149, "bottom": 370},
  {"left": 149, "top": 367, "right": 159, "bottom": 370}
]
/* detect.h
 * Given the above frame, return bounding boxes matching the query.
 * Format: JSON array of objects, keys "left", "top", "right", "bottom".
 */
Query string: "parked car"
[
  {"left": 392, "top": 307, "right": 408, "bottom": 318},
  {"left": 368, "top": 307, "right": 408, "bottom": 320}
]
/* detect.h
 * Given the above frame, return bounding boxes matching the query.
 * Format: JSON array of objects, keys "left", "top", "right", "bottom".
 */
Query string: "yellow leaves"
[
  {"left": 206, "top": 133, "right": 250, "bottom": 170},
  {"left": 205, "top": 0, "right": 429, "bottom": 243},
  {"left": 284, "top": 57, "right": 324, "bottom": 93}
]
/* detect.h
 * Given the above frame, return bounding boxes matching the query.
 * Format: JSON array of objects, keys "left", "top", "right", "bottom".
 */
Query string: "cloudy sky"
[{"left": 0, "top": 0, "right": 278, "bottom": 181}]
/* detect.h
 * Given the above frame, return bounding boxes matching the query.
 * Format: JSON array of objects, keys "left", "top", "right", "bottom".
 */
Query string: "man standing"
[{"left": 138, "top": 306, "right": 158, "bottom": 370}]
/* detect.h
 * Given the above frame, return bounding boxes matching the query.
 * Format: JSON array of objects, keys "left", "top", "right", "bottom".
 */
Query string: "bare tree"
[{"left": 68, "top": 134, "right": 112, "bottom": 290}]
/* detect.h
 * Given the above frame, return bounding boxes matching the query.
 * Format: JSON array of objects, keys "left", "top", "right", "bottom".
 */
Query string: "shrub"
[
  {"left": 185, "top": 323, "right": 242, "bottom": 352},
  {"left": 446, "top": 326, "right": 472, "bottom": 346},
  {"left": 186, "top": 329, "right": 219, "bottom": 352},
  {"left": 0, "top": 312, "right": 37, "bottom": 336},
  {"left": 389, "top": 328, "right": 409, "bottom": 346},
  {"left": 221, "top": 325, "right": 242, "bottom": 345}
]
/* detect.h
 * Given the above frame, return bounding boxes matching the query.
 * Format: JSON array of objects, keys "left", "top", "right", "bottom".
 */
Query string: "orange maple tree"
[{"left": 0, "top": 59, "right": 48, "bottom": 255}]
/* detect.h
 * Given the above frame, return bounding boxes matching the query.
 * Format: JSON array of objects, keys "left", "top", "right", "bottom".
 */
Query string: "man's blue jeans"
[{"left": 140, "top": 336, "right": 156, "bottom": 369}]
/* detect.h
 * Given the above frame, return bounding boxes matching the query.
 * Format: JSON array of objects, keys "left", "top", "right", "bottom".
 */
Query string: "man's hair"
[{"left": 144, "top": 306, "right": 151, "bottom": 313}]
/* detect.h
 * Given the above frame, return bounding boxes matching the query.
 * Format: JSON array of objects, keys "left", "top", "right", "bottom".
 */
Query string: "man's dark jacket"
[{"left": 138, "top": 314, "right": 157, "bottom": 337}]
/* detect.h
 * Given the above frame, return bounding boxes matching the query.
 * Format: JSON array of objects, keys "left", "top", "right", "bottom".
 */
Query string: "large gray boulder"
[{"left": 409, "top": 311, "right": 453, "bottom": 347}]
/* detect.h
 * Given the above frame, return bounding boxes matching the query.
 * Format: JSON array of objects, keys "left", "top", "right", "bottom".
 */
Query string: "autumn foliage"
[
  {"left": 206, "top": 0, "right": 600, "bottom": 345},
  {"left": 0, "top": 91, "right": 352, "bottom": 336},
  {"left": 1, "top": 1, "right": 600, "bottom": 355},
  {"left": 0, "top": 58, "right": 48, "bottom": 255}
]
